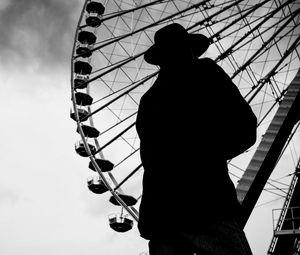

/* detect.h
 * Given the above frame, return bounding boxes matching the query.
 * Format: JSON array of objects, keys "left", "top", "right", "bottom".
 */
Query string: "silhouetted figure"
[{"left": 136, "top": 23, "right": 256, "bottom": 255}]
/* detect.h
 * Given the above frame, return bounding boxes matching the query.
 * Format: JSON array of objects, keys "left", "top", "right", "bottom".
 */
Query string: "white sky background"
[
  {"left": 0, "top": 0, "right": 145, "bottom": 254},
  {"left": 0, "top": 1, "right": 299, "bottom": 255}
]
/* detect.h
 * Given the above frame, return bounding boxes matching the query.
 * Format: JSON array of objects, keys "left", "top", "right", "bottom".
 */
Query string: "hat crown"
[
  {"left": 144, "top": 23, "right": 210, "bottom": 65},
  {"left": 154, "top": 23, "right": 189, "bottom": 47}
]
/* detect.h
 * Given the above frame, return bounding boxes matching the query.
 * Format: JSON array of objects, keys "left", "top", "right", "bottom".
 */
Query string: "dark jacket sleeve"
[{"left": 204, "top": 58, "right": 257, "bottom": 159}]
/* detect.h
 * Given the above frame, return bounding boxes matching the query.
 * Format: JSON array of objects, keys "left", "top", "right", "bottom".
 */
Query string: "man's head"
[{"left": 144, "top": 23, "right": 210, "bottom": 67}]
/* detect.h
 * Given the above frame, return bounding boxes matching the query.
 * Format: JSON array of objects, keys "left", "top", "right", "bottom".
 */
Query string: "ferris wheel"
[{"left": 70, "top": 0, "right": 300, "bottom": 251}]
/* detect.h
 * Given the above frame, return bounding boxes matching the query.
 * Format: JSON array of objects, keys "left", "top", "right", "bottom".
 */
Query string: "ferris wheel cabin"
[
  {"left": 109, "top": 213, "right": 134, "bottom": 233},
  {"left": 109, "top": 193, "right": 137, "bottom": 207},
  {"left": 76, "top": 124, "right": 100, "bottom": 138},
  {"left": 88, "top": 159, "right": 114, "bottom": 172},
  {"left": 87, "top": 176, "right": 109, "bottom": 194},
  {"left": 85, "top": 1, "right": 105, "bottom": 28},
  {"left": 76, "top": 31, "right": 97, "bottom": 58},
  {"left": 75, "top": 140, "right": 96, "bottom": 157},
  {"left": 70, "top": 108, "right": 89, "bottom": 122},
  {"left": 74, "top": 92, "right": 93, "bottom": 106},
  {"left": 74, "top": 61, "right": 92, "bottom": 90}
]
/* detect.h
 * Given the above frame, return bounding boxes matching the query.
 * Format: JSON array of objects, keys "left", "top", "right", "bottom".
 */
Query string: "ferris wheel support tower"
[
  {"left": 268, "top": 157, "right": 300, "bottom": 254},
  {"left": 236, "top": 69, "right": 300, "bottom": 227}
]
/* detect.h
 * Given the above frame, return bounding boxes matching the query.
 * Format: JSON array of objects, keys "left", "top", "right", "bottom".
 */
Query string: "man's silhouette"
[{"left": 136, "top": 23, "right": 256, "bottom": 255}]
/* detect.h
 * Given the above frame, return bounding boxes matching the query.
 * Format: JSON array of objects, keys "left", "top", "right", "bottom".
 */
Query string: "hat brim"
[{"left": 144, "top": 33, "right": 210, "bottom": 65}]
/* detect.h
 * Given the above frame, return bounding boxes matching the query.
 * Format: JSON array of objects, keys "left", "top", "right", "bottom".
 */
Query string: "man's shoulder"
[
  {"left": 192, "top": 58, "right": 223, "bottom": 78},
  {"left": 195, "top": 57, "right": 230, "bottom": 79},
  {"left": 195, "top": 57, "right": 217, "bottom": 67}
]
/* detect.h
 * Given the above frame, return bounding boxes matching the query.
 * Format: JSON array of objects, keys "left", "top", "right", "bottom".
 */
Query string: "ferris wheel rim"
[{"left": 70, "top": 0, "right": 300, "bottom": 230}]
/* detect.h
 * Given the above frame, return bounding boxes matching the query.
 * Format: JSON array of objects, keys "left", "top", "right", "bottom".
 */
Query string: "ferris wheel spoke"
[
  {"left": 91, "top": 80, "right": 137, "bottom": 104},
  {"left": 249, "top": 22, "right": 300, "bottom": 66},
  {"left": 78, "top": 51, "right": 144, "bottom": 79},
  {"left": 80, "top": 0, "right": 167, "bottom": 30},
  {"left": 93, "top": 122, "right": 136, "bottom": 155},
  {"left": 91, "top": 49, "right": 145, "bottom": 97},
  {"left": 211, "top": 0, "right": 272, "bottom": 42},
  {"left": 114, "top": 148, "right": 140, "bottom": 169},
  {"left": 231, "top": 8, "right": 300, "bottom": 80},
  {"left": 278, "top": 120, "right": 300, "bottom": 162},
  {"left": 229, "top": 161, "right": 290, "bottom": 197},
  {"left": 256, "top": 98, "right": 282, "bottom": 127},
  {"left": 194, "top": 1, "right": 283, "bottom": 79},
  {"left": 88, "top": 0, "right": 209, "bottom": 55},
  {"left": 246, "top": 34, "right": 300, "bottom": 104},
  {"left": 187, "top": 0, "right": 244, "bottom": 31},
  {"left": 215, "top": 1, "right": 294, "bottom": 63},
  {"left": 86, "top": 72, "right": 158, "bottom": 119},
  {"left": 113, "top": 163, "right": 143, "bottom": 192},
  {"left": 98, "top": 111, "right": 137, "bottom": 137},
  {"left": 236, "top": 41, "right": 298, "bottom": 102}
]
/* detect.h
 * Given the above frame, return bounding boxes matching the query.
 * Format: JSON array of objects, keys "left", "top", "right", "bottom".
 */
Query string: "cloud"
[
  {"left": 0, "top": 0, "right": 11, "bottom": 11},
  {"left": 0, "top": 0, "right": 81, "bottom": 71},
  {"left": 0, "top": 187, "right": 19, "bottom": 207}
]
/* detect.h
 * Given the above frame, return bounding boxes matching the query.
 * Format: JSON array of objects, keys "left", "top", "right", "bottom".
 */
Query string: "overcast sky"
[
  {"left": 0, "top": 1, "right": 146, "bottom": 254},
  {"left": 0, "top": 1, "right": 299, "bottom": 255}
]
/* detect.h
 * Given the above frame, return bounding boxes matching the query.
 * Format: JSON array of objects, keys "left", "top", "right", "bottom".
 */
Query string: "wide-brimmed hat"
[{"left": 144, "top": 23, "right": 210, "bottom": 65}]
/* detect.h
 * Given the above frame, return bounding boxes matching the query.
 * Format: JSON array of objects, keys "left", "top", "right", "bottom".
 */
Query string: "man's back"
[{"left": 136, "top": 58, "right": 256, "bottom": 239}]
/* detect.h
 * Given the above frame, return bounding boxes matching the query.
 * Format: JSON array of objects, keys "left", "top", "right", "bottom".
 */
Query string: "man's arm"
[{"left": 205, "top": 58, "right": 257, "bottom": 159}]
